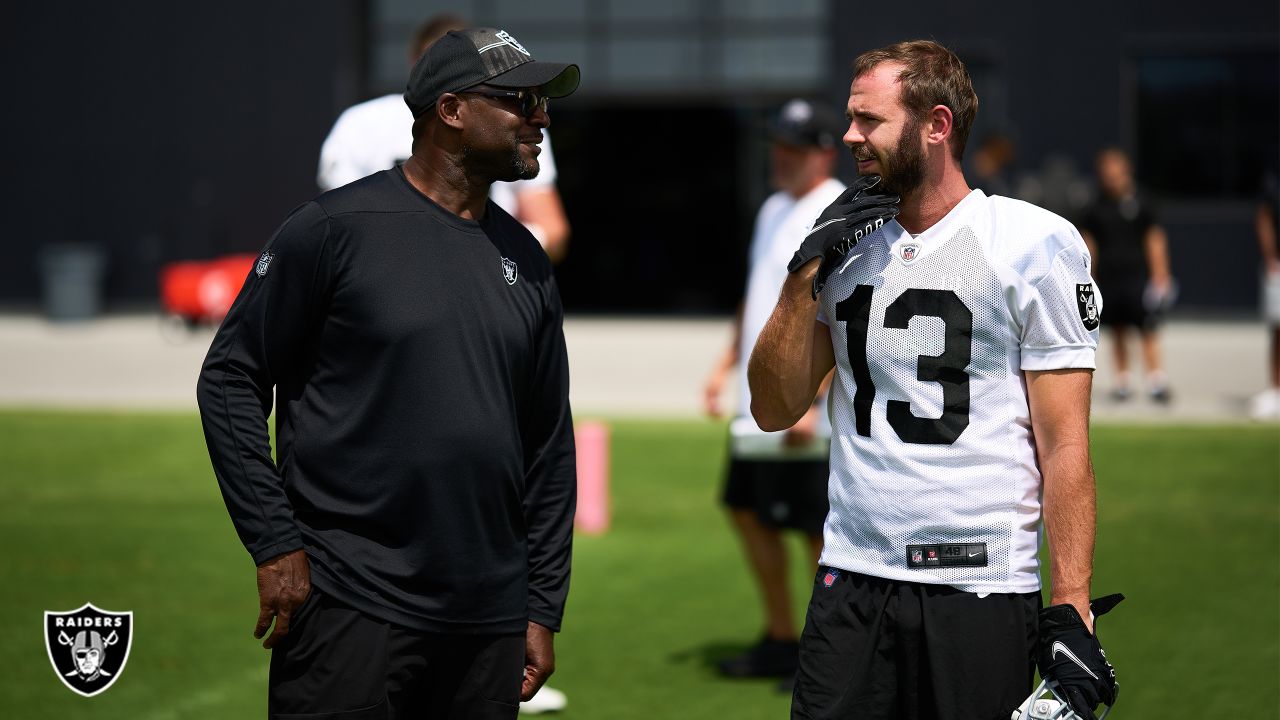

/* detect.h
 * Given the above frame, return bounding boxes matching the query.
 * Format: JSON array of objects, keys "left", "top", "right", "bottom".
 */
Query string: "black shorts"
[
  {"left": 722, "top": 457, "right": 829, "bottom": 534},
  {"left": 268, "top": 589, "right": 525, "bottom": 719},
  {"left": 791, "top": 568, "right": 1040, "bottom": 720},
  {"left": 1100, "top": 276, "right": 1160, "bottom": 330}
]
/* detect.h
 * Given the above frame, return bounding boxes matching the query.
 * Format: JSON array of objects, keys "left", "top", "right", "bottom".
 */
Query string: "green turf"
[{"left": 0, "top": 411, "right": 1275, "bottom": 718}]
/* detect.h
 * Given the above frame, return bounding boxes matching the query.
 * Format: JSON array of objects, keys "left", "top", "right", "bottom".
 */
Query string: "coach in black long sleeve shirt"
[{"left": 197, "top": 28, "right": 580, "bottom": 718}]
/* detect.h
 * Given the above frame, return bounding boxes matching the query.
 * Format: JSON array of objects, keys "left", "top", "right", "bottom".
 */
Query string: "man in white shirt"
[
  {"left": 317, "top": 14, "right": 570, "bottom": 263},
  {"left": 704, "top": 99, "right": 844, "bottom": 683},
  {"left": 749, "top": 40, "right": 1121, "bottom": 720}
]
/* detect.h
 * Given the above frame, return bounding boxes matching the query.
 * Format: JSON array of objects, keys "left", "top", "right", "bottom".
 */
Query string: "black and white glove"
[
  {"left": 1036, "top": 594, "right": 1124, "bottom": 720},
  {"left": 787, "top": 174, "right": 900, "bottom": 299}
]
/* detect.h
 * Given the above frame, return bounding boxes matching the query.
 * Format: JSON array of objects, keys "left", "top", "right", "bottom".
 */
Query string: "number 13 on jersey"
[{"left": 835, "top": 284, "right": 973, "bottom": 445}]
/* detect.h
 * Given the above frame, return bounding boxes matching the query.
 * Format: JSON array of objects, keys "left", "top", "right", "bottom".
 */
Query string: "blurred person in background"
[
  {"left": 703, "top": 99, "right": 844, "bottom": 687},
  {"left": 750, "top": 40, "right": 1120, "bottom": 720},
  {"left": 968, "top": 132, "right": 1015, "bottom": 197},
  {"left": 1251, "top": 172, "right": 1280, "bottom": 420},
  {"left": 1079, "top": 148, "right": 1175, "bottom": 403},
  {"left": 318, "top": 14, "right": 571, "bottom": 264},
  {"left": 198, "top": 29, "right": 579, "bottom": 719}
]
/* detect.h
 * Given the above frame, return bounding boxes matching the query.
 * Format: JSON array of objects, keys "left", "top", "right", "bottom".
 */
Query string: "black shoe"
[
  {"left": 717, "top": 636, "right": 800, "bottom": 678},
  {"left": 1150, "top": 386, "right": 1172, "bottom": 404}
]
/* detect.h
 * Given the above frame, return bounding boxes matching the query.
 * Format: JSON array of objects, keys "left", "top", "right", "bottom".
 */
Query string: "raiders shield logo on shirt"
[
  {"left": 1077, "top": 283, "right": 1100, "bottom": 330},
  {"left": 44, "top": 603, "right": 133, "bottom": 697},
  {"left": 501, "top": 257, "right": 518, "bottom": 285}
]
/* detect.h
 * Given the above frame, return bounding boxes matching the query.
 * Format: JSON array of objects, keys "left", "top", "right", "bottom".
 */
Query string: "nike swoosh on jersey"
[
  {"left": 807, "top": 218, "right": 842, "bottom": 237},
  {"left": 838, "top": 253, "right": 864, "bottom": 273},
  {"left": 1051, "top": 641, "right": 1099, "bottom": 680}
]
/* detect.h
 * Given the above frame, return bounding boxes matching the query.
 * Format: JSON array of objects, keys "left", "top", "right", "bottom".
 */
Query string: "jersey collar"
[{"left": 881, "top": 188, "right": 987, "bottom": 260}]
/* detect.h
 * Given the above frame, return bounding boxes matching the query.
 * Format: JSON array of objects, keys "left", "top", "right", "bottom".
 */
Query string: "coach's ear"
[
  {"left": 925, "top": 104, "right": 953, "bottom": 149},
  {"left": 437, "top": 93, "right": 465, "bottom": 130}
]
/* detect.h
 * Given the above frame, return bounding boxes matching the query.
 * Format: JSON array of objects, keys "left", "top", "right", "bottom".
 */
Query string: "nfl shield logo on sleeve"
[
  {"left": 1076, "top": 283, "right": 1100, "bottom": 330},
  {"left": 255, "top": 251, "right": 274, "bottom": 277},
  {"left": 44, "top": 603, "right": 133, "bottom": 697}
]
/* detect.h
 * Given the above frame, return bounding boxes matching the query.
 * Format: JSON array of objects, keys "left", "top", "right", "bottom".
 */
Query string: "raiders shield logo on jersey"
[
  {"left": 501, "top": 257, "right": 518, "bottom": 285},
  {"left": 1077, "top": 283, "right": 1100, "bottom": 330},
  {"left": 44, "top": 603, "right": 133, "bottom": 697}
]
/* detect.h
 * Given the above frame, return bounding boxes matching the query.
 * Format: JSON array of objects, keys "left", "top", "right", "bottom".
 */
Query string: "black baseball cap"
[
  {"left": 768, "top": 98, "right": 844, "bottom": 149},
  {"left": 405, "top": 28, "right": 581, "bottom": 118}
]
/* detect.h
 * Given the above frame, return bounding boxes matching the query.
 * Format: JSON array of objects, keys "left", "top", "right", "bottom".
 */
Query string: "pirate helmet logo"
[
  {"left": 44, "top": 602, "right": 133, "bottom": 697},
  {"left": 501, "top": 257, "right": 518, "bottom": 285},
  {"left": 1076, "top": 283, "right": 1100, "bottom": 331}
]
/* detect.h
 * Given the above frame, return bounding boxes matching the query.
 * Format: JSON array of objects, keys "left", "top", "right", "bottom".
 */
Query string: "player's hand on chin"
[
  {"left": 254, "top": 549, "right": 311, "bottom": 649},
  {"left": 522, "top": 621, "right": 556, "bottom": 701}
]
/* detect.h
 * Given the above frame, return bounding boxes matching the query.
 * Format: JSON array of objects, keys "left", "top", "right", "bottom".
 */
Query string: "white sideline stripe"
[{"left": 142, "top": 664, "right": 267, "bottom": 720}]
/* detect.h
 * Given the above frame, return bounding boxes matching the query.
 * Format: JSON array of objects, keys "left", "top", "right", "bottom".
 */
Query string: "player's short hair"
[
  {"left": 852, "top": 40, "right": 978, "bottom": 162},
  {"left": 411, "top": 14, "right": 467, "bottom": 61}
]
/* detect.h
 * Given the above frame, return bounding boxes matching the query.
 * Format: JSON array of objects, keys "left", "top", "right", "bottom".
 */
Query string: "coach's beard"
[
  {"left": 462, "top": 143, "right": 539, "bottom": 184},
  {"left": 511, "top": 144, "right": 539, "bottom": 181}
]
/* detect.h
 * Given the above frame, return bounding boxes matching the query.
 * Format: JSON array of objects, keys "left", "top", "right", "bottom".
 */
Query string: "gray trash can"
[{"left": 40, "top": 244, "right": 106, "bottom": 321}]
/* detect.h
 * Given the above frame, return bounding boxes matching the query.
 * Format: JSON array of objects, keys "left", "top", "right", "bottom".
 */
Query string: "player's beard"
[{"left": 858, "top": 113, "right": 926, "bottom": 197}]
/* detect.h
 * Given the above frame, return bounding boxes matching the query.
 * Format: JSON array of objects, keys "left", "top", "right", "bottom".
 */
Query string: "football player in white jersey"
[
  {"left": 749, "top": 40, "right": 1121, "bottom": 720},
  {"left": 317, "top": 14, "right": 571, "bottom": 264}
]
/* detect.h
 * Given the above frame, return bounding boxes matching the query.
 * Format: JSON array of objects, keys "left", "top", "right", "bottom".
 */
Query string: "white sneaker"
[
  {"left": 520, "top": 685, "right": 567, "bottom": 715},
  {"left": 1249, "top": 388, "right": 1280, "bottom": 421}
]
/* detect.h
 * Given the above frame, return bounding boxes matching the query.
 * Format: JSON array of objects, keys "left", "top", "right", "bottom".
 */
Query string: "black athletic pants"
[
  {"left": 791, "top": 568, "right": 1040, "bottom": 720},
  {"left": 268, "top": 590, "right": 525, "bottom": 719}
]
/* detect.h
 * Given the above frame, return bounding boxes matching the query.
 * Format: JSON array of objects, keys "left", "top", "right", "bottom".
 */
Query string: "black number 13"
[{"left": 835, "top": 285, "right": 973, "bottom": 445}]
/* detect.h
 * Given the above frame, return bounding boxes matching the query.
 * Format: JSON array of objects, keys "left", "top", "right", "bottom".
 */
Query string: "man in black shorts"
[
  {"left": 197, "top": 28, "right": 579, "bottom": 719},
  {"left": 703, "top": 99, "right": 846, "bottom": 683},
  {"left": 1080, "top": 147, "right": 1175, "bottom": 403},
  {"left": 750, "top": 40, "right": 1121, "bottom": 720}
]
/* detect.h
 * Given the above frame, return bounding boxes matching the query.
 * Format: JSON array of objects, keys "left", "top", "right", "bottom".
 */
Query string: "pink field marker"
[{"left": 574, "top": 421, "right": 610, "bottom": 535}]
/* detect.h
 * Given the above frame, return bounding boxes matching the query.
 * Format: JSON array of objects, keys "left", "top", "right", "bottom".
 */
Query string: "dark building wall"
[
  {"left": 3, "top": 2, "right": 367, "bottom": 307},
  {"left": 830, "top": 0, "right": 1279, "bottom": 312}
]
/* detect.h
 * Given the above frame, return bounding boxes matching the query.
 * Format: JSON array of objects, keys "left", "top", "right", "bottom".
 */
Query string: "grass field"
[{"left": 0, "top": 411, "right": 1276, "bottom": 719}]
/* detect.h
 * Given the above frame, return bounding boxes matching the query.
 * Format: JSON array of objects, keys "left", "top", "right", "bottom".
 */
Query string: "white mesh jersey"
[{"left": 815, "top": 189, "right": 1101, "bottom": 594}]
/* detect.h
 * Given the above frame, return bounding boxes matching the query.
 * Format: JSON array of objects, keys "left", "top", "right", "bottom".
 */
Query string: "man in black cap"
[
  {"left": 197, "top": 28, "right": 580, "bottom": 719},
  {"left": 703, "top": 99, "right": 845, "bottom": 686}
]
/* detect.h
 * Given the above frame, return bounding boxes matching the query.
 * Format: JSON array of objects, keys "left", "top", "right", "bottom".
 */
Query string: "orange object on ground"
[{"left": 159, "top": 254, "right": 256, "bottom": 323}]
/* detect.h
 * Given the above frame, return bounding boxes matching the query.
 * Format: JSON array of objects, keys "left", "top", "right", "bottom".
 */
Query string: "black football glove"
[
  {"left": 787, "top": 174, "right": 900, "bottom": 299},
  {"left": 1036, "top": 594, "right": 1124, "bottom": 720}
]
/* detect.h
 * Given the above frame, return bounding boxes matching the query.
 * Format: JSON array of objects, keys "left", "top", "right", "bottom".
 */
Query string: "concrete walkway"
[{"left": 0, "top": 313, "right": 1272, "bottom": 423}]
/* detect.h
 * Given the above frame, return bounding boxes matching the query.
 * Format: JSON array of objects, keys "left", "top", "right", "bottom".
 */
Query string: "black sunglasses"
[{"left": 460, "top": 87, "right": 549, "bottom": 118}]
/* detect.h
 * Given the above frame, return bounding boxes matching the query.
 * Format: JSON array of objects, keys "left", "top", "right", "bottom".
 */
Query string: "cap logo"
[
  {"left": 478, "top": 30, "right": 530, "bottom": 57},
  {"left": 782, "top": 99, "right": 813, "bottom": 124}
]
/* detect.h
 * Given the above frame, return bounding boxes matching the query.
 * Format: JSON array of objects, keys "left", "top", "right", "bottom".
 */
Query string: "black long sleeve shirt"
[{"left": 197, "top": 168, "right": 576, "bottom": 634}]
